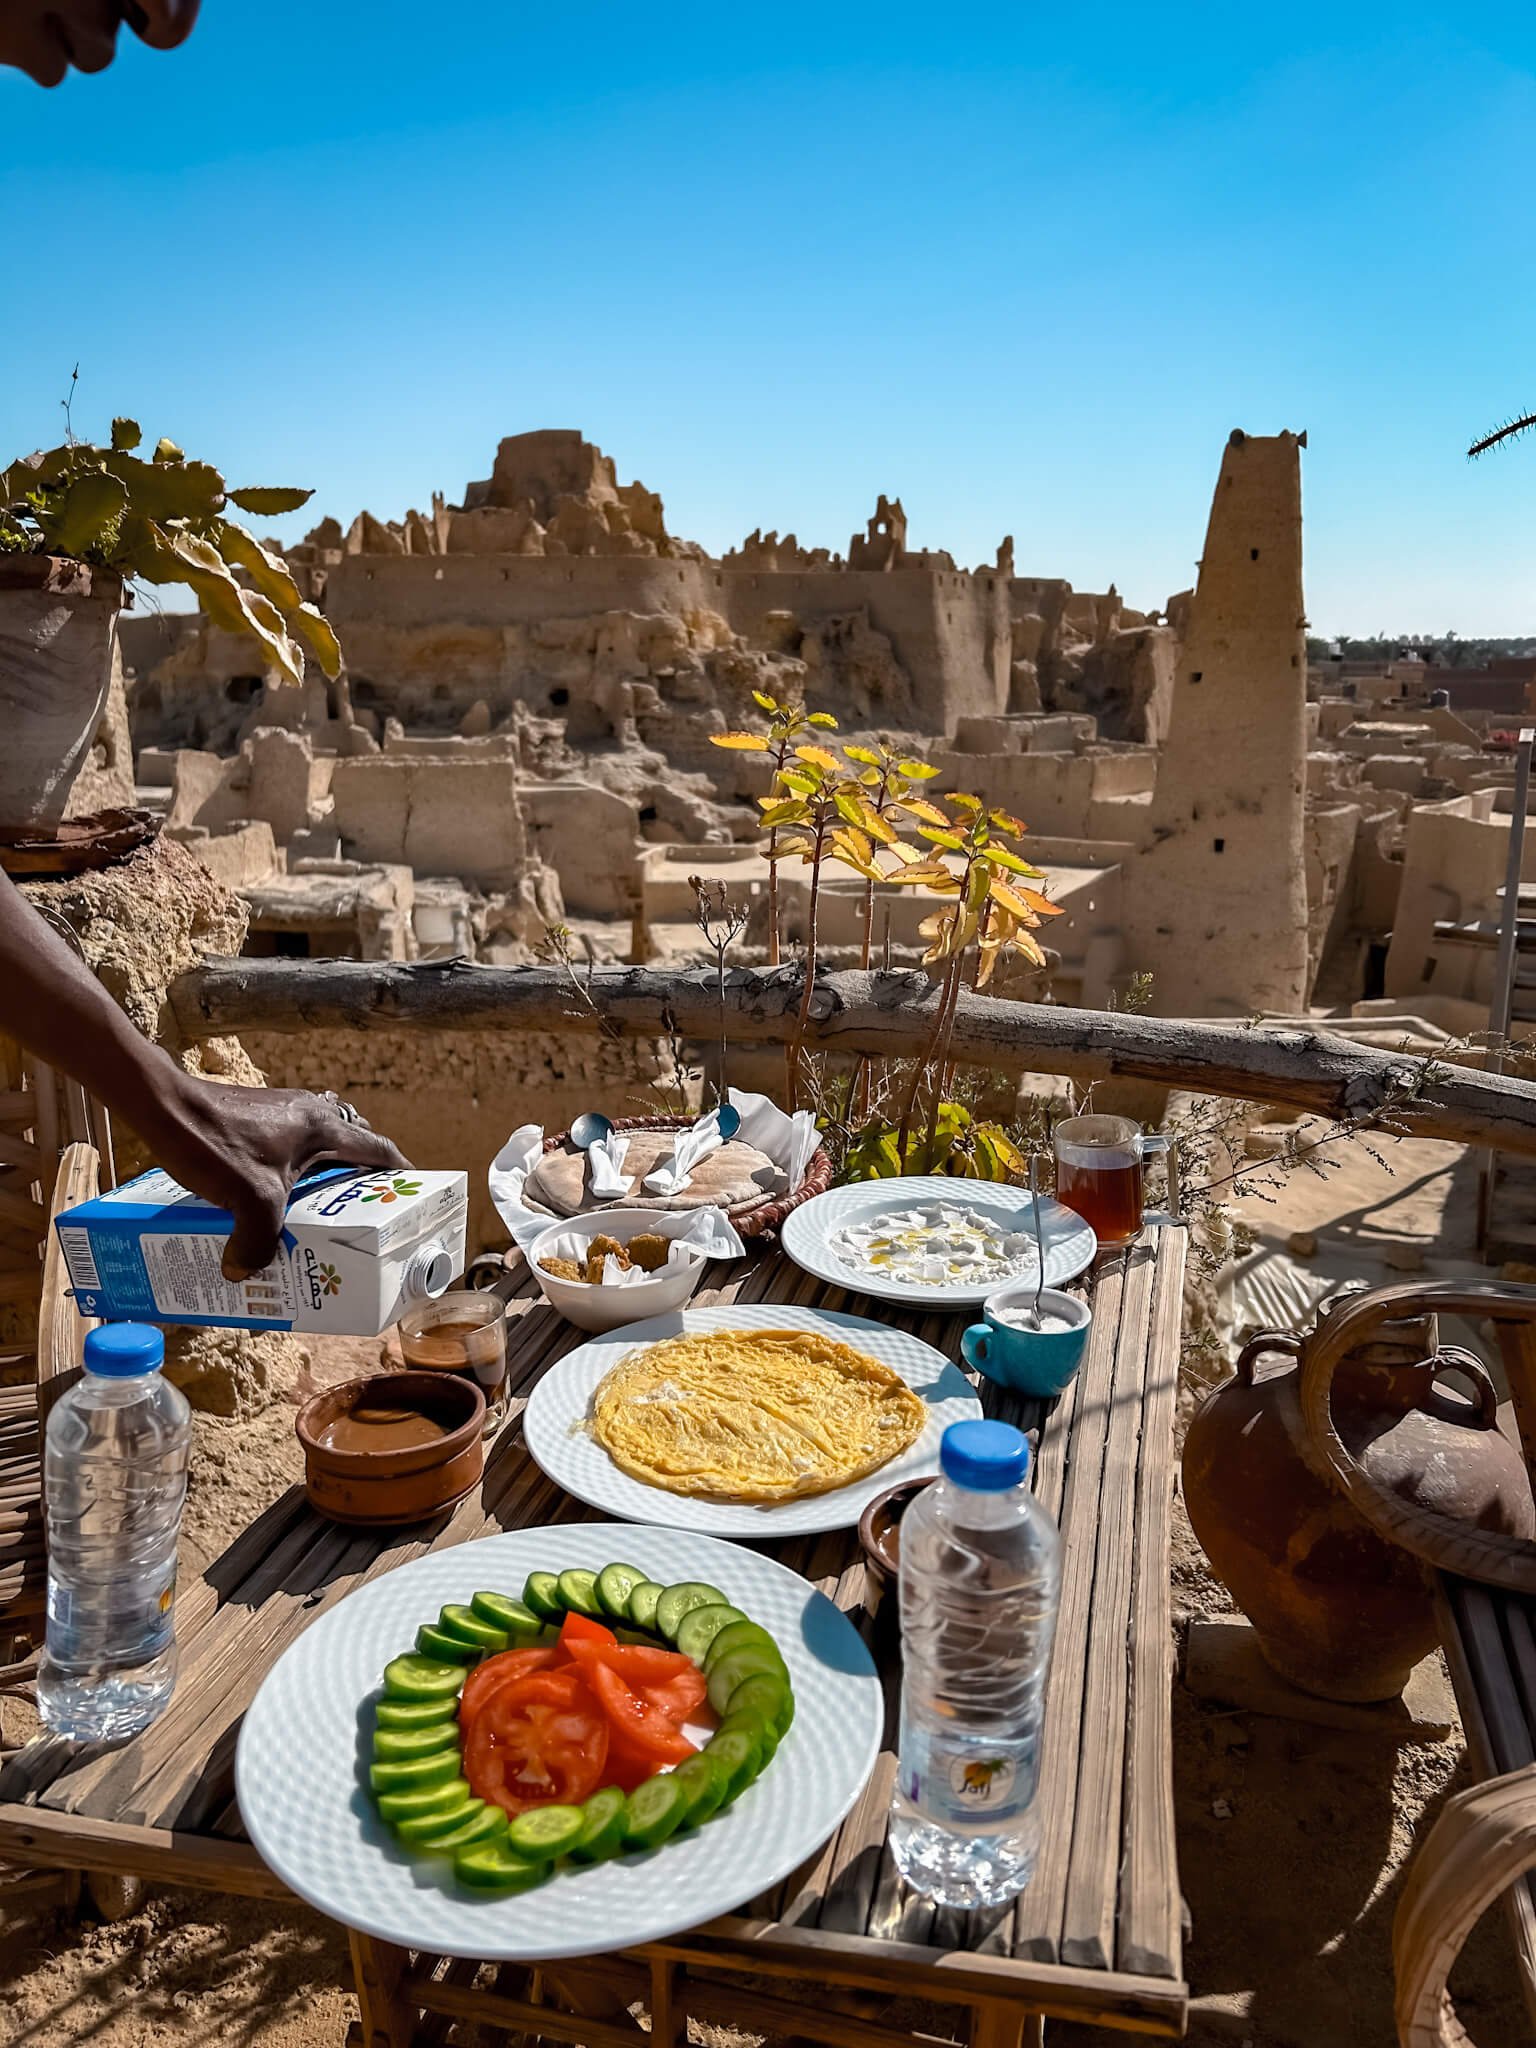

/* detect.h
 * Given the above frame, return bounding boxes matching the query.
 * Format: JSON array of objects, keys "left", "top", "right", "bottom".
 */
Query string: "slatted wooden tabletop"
[{"left": 0, "top": 1226, "right": 1188, "bottom": 2044}]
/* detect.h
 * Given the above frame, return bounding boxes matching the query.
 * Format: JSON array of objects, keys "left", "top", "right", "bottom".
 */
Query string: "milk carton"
[{"left": 55, "top": 1165, "right": 468, "bottom": 1337}]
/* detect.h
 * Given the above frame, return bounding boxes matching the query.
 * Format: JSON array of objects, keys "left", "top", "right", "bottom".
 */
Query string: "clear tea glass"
[
  {"left": 398, "top": 1291, "right": 509, "bottom": 1439},
  {"left": 1052, "top": 1115, "right": 1171, "bottom": 1248}
]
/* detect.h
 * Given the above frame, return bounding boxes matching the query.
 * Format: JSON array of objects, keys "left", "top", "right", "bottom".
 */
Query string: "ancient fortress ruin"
[{"left": 106, "top": 427, "right": 1535, "bottom": 1245}]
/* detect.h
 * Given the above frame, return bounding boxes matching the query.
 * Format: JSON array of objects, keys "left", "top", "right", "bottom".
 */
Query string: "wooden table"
[{"left": 0, "top": 1226, "right": 1189, "bottom": 2047}]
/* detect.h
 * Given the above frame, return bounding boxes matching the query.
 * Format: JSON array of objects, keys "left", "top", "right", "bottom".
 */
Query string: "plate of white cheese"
[{"left": 780, "top": 1174, "right": 1097, "bottom": 1308}]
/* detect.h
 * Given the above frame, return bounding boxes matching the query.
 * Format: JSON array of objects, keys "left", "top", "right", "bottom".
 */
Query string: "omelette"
[{"left": 589, "top": 1327, "right": 927, "bottom": 1502}]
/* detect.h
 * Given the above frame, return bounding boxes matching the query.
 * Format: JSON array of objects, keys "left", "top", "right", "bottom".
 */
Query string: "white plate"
[
  {"left": 523, "top": 1302, "right": 981, "bottom": 1536},
  {"left": 781, "top": 1174, "right": 1098, "bottom": 1309},
  {"left": 236, "top": 1524, "right": 881, "bottom": 1961}
]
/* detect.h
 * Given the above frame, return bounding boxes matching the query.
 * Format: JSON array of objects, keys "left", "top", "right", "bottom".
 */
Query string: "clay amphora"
[{"left": 1183, "top": 1285, "right": 1535, "bottom": 1702}]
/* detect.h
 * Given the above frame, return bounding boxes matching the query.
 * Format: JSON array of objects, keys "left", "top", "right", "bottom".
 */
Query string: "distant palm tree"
[{"left": 1469, "top": 414, "right": 1536, "bottom": 457}]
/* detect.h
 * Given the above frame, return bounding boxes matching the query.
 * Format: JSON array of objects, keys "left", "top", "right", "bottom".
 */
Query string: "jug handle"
[
  {"left": 1297, "top": 1280, "right": 1536, "bottom": 1594},
  {"left": 1234, "top": 1329, "right": 1302, "bottom": 1386},
  {"left": 1430, "top": 1346, "right": 1501, "bottom": 1429}
]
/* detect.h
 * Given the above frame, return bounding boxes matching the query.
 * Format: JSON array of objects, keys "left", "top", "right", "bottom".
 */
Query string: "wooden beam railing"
[{"left": 170, "top": 958, "right": 1536, "bottom": 1160}]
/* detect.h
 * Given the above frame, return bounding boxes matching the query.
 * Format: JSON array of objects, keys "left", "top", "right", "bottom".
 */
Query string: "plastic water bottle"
[
  {"left": 890, "top": 1418, "right": 1061, "bottom": 1907},
  {"left": 37, "top": 1323, "right": 192, "bottom": 1742}
]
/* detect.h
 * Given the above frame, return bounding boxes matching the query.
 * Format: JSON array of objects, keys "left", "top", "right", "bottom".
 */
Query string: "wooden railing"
[{"left": 168, "top": 958, "right": 1536, "bottom": 1160}]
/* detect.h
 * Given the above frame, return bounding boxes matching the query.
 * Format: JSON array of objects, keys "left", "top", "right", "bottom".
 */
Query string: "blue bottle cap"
[
  {"left": 940, "top": 1418, "right": 1031, "bottom": 1492},
  {"left": 83, "top": 1323, "right": 165, "bottom": 1378}
]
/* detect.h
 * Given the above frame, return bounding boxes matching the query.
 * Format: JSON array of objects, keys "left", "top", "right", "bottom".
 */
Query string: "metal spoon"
[
  {"left": 569, "top": 1111, "right": 615, "bottom": 1150},
  {"left": 1024, "top": 1153, "right": 1047, "bottom": 1330}
]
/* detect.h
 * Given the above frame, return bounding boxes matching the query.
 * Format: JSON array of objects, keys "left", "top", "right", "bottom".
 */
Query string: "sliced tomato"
[
  {"left": 459, "top": 1645, "right": 559, "bottom": 1731},
  {"left": 559, "top": 1610, "right": 617, "bottom": 1652},
  {"left": 463, "top": 1670, "right": 609, "bottom": 1818},
  {"left": 638, "top": 1665, "right": 710, "bottom": 1725},
  {"left": 583, "top": 1642, "right": 694, "bottom": 1682},
  {"left": 586, "top": 1658, "right": 697, "bottom": 1763}
]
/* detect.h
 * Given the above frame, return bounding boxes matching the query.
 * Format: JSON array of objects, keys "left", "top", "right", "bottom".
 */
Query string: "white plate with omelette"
[{"left": 523, "top": 1303, "right": 982, "bottom": 1535}]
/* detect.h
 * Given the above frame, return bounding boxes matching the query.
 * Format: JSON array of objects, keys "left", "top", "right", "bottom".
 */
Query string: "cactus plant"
[{"left": 0, "top": 419, "right": 339, "bottom": 685}]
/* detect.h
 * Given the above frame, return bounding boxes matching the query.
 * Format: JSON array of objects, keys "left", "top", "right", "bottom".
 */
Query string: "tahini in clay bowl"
[
  {"left": 857, "top": 1476, "right": 936, "bottom": 1604},
  {"left": 296, "top": 1370, "right": 485, "bottom": 1527}
]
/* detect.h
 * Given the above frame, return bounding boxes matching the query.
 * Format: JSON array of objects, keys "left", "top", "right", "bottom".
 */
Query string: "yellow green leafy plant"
[
  {"left": 713, "top": 700, "right": 1066, "bottom": 1153},
  {"left": 0, "top": 418, "right": 339, "bottom": 686}
]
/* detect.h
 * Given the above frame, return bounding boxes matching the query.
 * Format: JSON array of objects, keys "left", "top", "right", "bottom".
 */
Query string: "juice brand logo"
[
  {"left": 314, "top": 1172, "right": 423, "bottom": 1219},
  {"left": 300, "top": 1249, "right": 345, "bottom": 1309},
  {"left": 950, "top": 1755, "right": 1015, "bottom": 1804}
]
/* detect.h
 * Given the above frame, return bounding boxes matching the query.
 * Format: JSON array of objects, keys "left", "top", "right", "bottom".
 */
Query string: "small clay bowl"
[
  {"left": 857, "top": 1476, "right": 936, "bottom": 1601},
  {"left": 296, "top": 1370, "right": 485, "bottom": 1527}
]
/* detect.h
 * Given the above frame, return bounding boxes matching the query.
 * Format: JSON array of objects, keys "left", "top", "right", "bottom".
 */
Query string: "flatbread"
[{"left": 526, "top": 1130, "right": 788, "bottom": 1216}]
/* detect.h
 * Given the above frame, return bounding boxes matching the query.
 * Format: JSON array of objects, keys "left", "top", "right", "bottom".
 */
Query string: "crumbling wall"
[{"left": 240, "top": 1023, "right": 669, "bottom": 1255}]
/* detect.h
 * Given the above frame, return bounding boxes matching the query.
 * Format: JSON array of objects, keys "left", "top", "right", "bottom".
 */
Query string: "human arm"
[{"left": 0, "top": 867, "right": 406, "bottom": 1276}]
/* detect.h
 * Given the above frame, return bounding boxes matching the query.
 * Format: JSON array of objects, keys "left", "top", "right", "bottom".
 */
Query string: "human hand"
[
  {"left": 145, "top": 1072, "right": 409, "bottom": 1280},
  {"left": 1, "top": 1, "right": 200, "bottom": 86}
]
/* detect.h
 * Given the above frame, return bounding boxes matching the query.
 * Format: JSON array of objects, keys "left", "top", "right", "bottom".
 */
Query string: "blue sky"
[{"left": 3, "top": 4, "right": 1535, "bottom": 634}]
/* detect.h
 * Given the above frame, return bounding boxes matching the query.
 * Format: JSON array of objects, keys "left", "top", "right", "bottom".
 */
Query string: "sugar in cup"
[{"left": 960, "top": 1283, "right": 1091, "bottom": 1399}]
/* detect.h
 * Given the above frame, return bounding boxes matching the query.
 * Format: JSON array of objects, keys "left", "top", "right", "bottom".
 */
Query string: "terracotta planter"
[
  {"left": 1183, "top": 1286, "right": 1534, "bottom": 1702},
  {"left": 0, "top": 556, "right": 123, "bottom": 829}
]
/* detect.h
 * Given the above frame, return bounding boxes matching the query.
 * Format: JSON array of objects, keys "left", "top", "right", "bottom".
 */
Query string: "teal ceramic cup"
[{"left": 961, "top": 1285, "right": 1092, "bottom": 1398}]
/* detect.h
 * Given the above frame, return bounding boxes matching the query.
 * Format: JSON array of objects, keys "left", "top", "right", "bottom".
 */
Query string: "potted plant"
[{"left": 0, "top": 418, "right": 339, "bottom": 830}]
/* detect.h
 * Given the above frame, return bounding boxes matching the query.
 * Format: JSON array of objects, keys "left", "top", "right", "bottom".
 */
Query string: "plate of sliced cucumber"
[{"left": 236, "top": 1523, "right": 882, "bottom": 1959}]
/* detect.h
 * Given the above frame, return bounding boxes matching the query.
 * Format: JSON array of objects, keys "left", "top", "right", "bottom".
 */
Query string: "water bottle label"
[
  {"left": 47, "top": 1560, "right": 177, "bottom": 1665},
  {"left": 901, "top": 1729, "right": 1033, "bottom": 1826}
]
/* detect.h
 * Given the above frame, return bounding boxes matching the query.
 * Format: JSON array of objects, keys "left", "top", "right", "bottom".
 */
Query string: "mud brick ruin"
[{"left": 94, "top": 425, "right": 1536, "bottom": 1242}]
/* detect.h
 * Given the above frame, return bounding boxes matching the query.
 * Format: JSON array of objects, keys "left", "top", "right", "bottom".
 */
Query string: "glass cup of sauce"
[{"left": 397, "top": 1291, "right": 509, "bottom": 1438}]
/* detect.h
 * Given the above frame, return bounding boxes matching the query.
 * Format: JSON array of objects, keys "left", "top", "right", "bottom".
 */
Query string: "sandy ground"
[{"left": 2, "top": 1126, "right": 1530, "bottom": 2047}]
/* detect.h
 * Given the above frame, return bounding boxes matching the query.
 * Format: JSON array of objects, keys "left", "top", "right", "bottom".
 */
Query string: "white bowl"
[{"left": 526, "top": 1208, "right": 710, "bottom": 1333}]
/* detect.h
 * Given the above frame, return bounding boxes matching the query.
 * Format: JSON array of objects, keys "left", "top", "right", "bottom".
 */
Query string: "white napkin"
[
  {"left": 585, "top": 1130, "right": 631, "bottom": 1200},
  {"left": 534, "top": 1207, "right": 744, "bottom": 1286},
  {"left": 489, "top": 1093, "right": 820, "bottom": 1255},
  {"left": 727, "top": 1087, "right": 821, "bottom": 1191},
  {"left": 643, "top": 1106, "right": 729, "bottom": 1196}
]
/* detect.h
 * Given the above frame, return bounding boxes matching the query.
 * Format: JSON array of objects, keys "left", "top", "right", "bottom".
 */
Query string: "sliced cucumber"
[
  {"left": 375, "top": 1695, "right": 458, "bottom": 1731},
  {"left": 455, "top": 1840, "right": 550, "bottom": 1891},
  {"left": 370, "top": 1750, "right": 462, "bottom": 1794},
  {"left": 627, "top": 1580, "right": 665, "bottom": 1633},
  {"left": 707, "top": 1643, "right": 789, "bottom": 1718},
  {"left": 508, "top": 1803, "right": 586, "bottom": 1861},
  {"left": 395, "top": 1795, "right": 486, "bottom": 1843},
  {"left": 471, "top": 1591, "right": 543, "bottom": 1642},
  {"left": 373, "top": 1720, "right": 460, "bottom": 1762},
  {"left": 416, "top": 1623, "right": 481, "bottom": 1665},
  {"left": 555, "top": 1567, "right": 603, "bottom": 1619},
  {"left": 655, "top": 1581, "right": 726, "bottom": 1643},
  {"left": 703, "top": 1725, "right": 763, "bottom": 1805},
  {"left": 375, "top": 1775, "right": 471, "bottom": 1822},
  {"left": 622, "top": 1773, "right": 690, "bottom": 1850},
  {"left": 383, "top": 1654, "right": 464, "bottom": 1702},
  {"left": 670, "top": 1751, "right": 728, "bottom": 1828},
  {"left": 674, "top": 1602, "right": 747, "bottom": 1665},
  {"left": 703, "top": 1620, "right": 783, "bottom": 1675},
  {"left": 567, "top": 1784, "right": 628, "bottom": 1865},
  {"left": 724, "top": 1671, "right": 794, "bottom": 1739},
  {"left": 438, "top": 1603, "right": 509, "bottom": 1653},
  {"left": 423, "top": 1805, "right": 510, "bottom": 1854},
  {"left": 522, "top": 1570, "right": 564, "bottom": 1621},
  {"left": 716, "top": 1707, "right": 779, "bottom": 1768},
  {"left": 595, "top": 1562, "right": 647, "bottom": 1622}
]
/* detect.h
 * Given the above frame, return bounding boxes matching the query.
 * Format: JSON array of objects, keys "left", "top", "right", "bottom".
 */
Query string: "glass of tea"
[
  {"left": 1052, "top": 1115, "right": 1171, "bottom": 1248},
  {"left": 398, "top": 1291, "right": 509, "bottom": 1438}
]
